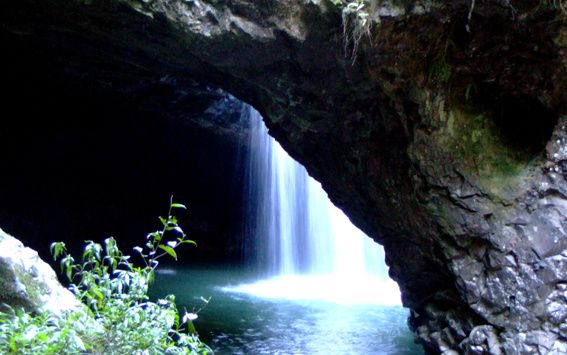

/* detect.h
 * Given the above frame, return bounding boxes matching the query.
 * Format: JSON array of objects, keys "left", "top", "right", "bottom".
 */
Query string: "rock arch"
[{"left": 2, "top": 0, "right": 567, "bottom": 352}]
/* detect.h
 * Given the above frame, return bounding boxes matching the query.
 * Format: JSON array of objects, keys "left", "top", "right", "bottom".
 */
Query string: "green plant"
[
  {"left": 428, "top": 39, "right": 454, "bottom": 84},
  {"left": 0, "top": 197, "right": 211, "bottom": 354},
  {"left": 0, "top": 307, "right": 94, "bottom": 354}
]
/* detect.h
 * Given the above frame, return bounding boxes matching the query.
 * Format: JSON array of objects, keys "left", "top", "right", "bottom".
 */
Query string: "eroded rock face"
[
  {"left": 0, "top": 229, "right": 80, "bottom": 316},
  {"left": 2, "top": 0, "right": 567, "bottom": 353}
]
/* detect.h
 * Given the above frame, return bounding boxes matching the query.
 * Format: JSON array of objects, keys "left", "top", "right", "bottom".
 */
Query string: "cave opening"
[
  {"left": 0, "top": 33, "right": 422, "bottom": 354},
  {"left": 0, "top": 39, "right": 249, "bottom": 265}
]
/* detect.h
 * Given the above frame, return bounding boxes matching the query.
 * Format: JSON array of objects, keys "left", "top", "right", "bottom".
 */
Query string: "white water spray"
[{"left": 226, "top": 105, "right": 400, "bottom": 305}]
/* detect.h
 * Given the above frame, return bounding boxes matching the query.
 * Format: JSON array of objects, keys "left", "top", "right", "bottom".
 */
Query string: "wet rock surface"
[{"left": 2, "top": 0, "right": 567, "bottom": 353}]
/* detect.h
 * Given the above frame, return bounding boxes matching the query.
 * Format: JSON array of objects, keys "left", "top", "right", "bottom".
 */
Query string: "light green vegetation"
[{"left": 0, "top": 198, "right": 212, "bottom": 354}]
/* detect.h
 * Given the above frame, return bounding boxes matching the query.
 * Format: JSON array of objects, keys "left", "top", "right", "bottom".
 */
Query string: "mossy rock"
[{"left": 0, "top": 228, "right": 81, "bottom": 315}]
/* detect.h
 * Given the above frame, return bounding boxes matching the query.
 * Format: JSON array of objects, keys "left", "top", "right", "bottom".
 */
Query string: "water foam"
[{"left": 222, "top": 275, "right": 401, "bottom": 305}]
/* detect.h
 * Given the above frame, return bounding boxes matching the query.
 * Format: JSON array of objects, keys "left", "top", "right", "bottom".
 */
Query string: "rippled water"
[{"left": 150, "top": 267, "right": 423, "bottom": 355}]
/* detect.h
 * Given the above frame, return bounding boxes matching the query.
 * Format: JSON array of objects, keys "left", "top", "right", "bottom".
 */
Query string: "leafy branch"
[{"left": 1, "top": 197, "right": 211, "bottom": 354}]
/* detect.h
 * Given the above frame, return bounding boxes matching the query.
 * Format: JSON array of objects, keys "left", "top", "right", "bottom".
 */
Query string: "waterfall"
[{"left": 232, "top": 105, "right": 399, "bottom": 305}]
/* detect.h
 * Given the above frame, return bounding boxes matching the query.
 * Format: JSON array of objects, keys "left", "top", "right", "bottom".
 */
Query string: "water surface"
[{"left": 150, "top": 267, "right": 423, "bottom": 355}]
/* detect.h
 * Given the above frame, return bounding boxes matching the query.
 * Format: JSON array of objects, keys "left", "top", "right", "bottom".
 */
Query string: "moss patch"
[
  {"left": 0, "top": 260, "right": 48, "bottom": 313},
  {"left": 432, "top": 104, "right": 544, "bottom": 196}
]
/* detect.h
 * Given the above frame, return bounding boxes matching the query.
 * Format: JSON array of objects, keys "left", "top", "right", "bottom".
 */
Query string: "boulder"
[{"left": 0, "top": 228, "right": 80, "bottom": 316}]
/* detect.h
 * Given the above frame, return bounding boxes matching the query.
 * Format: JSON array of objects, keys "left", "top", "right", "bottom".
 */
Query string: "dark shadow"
[{"left": 492, "top": 94, "right": 555, "bottom": 154}]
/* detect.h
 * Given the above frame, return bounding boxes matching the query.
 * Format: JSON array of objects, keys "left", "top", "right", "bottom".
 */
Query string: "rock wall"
[{"left": 2, "top": 0, "right": 567, "bottom": 353}]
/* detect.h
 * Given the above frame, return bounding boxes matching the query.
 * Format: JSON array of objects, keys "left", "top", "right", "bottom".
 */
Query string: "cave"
[
  {"left": 1, "top": 38, "right": 247, "bottom": 265},
  {"left": 1, "top": 13, "right": 415, "bottom": 352},
  {"left": 1, "top": 0, "right": 567, "bottom": 354}
]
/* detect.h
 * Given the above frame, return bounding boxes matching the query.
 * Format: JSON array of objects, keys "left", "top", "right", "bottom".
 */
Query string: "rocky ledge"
[
  {"left": 0, "top": 229, "right": 81, "bottom": 316},
  {"left": 2, "top": 0, "right": 567, "bottom": 353}
]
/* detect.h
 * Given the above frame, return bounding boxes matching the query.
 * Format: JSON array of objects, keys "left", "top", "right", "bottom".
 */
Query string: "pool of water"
[{"left": 149, "top": 267, "right": 423, "bottom": 355}]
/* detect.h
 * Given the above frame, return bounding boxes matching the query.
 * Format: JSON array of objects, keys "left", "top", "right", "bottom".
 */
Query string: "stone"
[
  {"left": 468, "top": 325, "right": 503, "bottom": 355},
  {"left": 0, "top": 228, "right": 80, "bottom": 316},
  {"left": 549, "top": 340, "right": 567, "bottom": 355},
  {"left": 545, "top": 287, "right": 567, "bottom": 325}
]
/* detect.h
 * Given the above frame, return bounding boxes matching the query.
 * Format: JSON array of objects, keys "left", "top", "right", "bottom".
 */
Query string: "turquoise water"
[{"left": 150, "top": 267, "right": 423, "bottom": 355}]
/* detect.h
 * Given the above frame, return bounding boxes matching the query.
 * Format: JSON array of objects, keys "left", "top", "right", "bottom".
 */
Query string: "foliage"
[
  {"left": 330, "top": 0, "right": 378, "bottom": 62},
  {"left": 0, "top": 308, "right": 93, "bottom": 354},
  {"left": 0, "top": 197, "right": 211, "bottom": 354},
  {"left": 428, "top": 39, "right": 454, "bottom": 84}
]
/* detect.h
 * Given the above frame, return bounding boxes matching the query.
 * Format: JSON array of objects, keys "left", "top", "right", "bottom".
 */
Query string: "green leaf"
[
  {"left": 170, "top": 203, "right": 187, "bottom": 210},
  {"left": 104, "top": 237, "right": 118, "bottom": 258},
  {"left": 185, "top": 321, "right": 196, "bottom": 334},
  {"left": 50, "top": 242, "right": 66, "bottom": 261},
  {"left": 180, "top": 239, "right": 197, "bottom": 247},
  {"left": 149, "top": 231, "right": 162, "bottom": 243},
  {"left": 92, "top": 289, "right": 104, "bottom": 301},
  {"left": 158, "top": 245, "right": 177, "bottom": 260},
  {"left": 65, "top": 266, "right": 72, "bottom": 281}
]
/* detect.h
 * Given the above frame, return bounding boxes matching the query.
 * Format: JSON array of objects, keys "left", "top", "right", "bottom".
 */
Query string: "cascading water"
[
  {"left": 153, "top": 104, "right": 421, "bottom": 354},
  {"left": 230, "top": 105, "right": 400, "bottom": 305}
]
